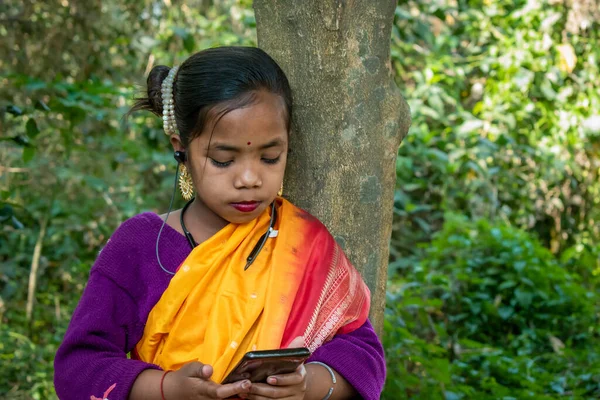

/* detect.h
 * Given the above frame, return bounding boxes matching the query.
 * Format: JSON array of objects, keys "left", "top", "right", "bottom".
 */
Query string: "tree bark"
[{"left": 254, "top": 0, "right": 411, "bottom": 334}]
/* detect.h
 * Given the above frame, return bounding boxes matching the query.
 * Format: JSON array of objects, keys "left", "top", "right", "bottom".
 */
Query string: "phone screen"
[{"left": 222, "top": 348, "right": 311, "bottom": 384}]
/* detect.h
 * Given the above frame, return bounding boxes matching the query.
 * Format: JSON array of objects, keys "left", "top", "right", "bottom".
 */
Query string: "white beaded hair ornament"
[{"left": 161, "top": 66, "right": 179, "bottom": 135}]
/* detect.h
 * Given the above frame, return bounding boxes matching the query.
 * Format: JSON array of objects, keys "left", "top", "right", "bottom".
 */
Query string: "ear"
[{"left": 170, "top": 135, "right": 184, "bottom": 152}]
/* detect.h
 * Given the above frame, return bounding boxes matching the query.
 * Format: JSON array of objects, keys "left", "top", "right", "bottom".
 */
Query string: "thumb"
[
  {"left": 287, "top": 336, "right": 306, "bottom": 349},
  {"left": 182, "top": 361, "right": 213, "bottom": 379}
]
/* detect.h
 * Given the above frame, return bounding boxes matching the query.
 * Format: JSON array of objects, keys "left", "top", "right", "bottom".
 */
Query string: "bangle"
[
  {"left": 160, "top": 370, "right": 172, "bottom": 400},
  {"left": 306, "top": 361, "right": 336, "bottom": 400}
]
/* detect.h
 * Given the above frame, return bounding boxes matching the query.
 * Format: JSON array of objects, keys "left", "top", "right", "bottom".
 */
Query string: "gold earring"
[
  {"left": 277, "top": 182, "right": 284, "bottom": 197},
  {"left": 179, "top": 164, "right": 194, "bottom": 200}
]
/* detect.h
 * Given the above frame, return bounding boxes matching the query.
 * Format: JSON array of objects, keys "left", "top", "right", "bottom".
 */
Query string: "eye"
[
  {"left": 211, "top": 159, "right": 232, "bottom": 168},
  {"left": 262, "top": 156, "right": 281, "bottom": 165}
]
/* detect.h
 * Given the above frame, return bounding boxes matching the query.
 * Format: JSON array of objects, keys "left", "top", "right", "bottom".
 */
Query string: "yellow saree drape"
[{"left": 135, "top": 199, "right": 370, "bottom": 383}]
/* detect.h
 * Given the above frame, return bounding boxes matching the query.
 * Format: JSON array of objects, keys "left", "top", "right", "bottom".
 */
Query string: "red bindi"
[{"left": 247, "top": 142, "right": 252, "bottom": 145}]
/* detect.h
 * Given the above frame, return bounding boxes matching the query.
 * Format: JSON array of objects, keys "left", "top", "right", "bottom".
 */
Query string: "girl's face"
[{"left": 174, "top": 90, "right": 289, "bottom": 225}]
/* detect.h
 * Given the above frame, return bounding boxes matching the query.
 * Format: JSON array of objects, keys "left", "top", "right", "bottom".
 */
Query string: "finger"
[
  {"left": 267, "top": 364, "right": 306, "bottom": 386},
  {"left": 209, "top": 380, "right": 252, "bottom": 399},
  {"left": 245, "top": 394, "right": 297, "bottom": 400},
  {"left": 286, "top": 336, "right": 305, "bottom": 349},
  {"left": 182, "top": 361, "right": 211, "bottom": 379},
  {"left": 248, "top": 382, "right": 294, "bottom": 399},
  {"left": 201, "top": 364, "right": 213, "bottom": 379}
]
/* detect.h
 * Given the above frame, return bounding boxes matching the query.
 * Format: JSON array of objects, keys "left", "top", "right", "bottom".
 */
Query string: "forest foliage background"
[{"left": 1, "top": 0, "right": 599, "bottom": 399}]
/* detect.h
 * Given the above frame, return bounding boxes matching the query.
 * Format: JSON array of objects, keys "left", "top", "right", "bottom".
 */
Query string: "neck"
[{"left": 183, "top": 197, "right": 229, "bottom": 244}]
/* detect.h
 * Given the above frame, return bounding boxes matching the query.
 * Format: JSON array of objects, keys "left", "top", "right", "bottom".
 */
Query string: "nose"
[{"left": 234, "top": 163, "right": 262, "bottom": 189}]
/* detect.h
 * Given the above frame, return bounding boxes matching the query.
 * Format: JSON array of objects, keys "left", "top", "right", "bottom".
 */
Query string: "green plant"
[
  {"left": 386, "top": 2, "right": 600, "bottom": 395},
  {"left": 384, "top": 215, "right": 600, "bottom": 399}
]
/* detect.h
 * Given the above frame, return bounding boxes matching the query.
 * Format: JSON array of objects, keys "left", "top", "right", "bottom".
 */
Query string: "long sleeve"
[
  {"left": 54, "top": 270, "right": 160, "bottom": 400},
  {"left": 53, "top": 213, "right": 190, "bottom": 400},
  {"left": 308, "top": 319, "right": 386, "bottom": 400}
]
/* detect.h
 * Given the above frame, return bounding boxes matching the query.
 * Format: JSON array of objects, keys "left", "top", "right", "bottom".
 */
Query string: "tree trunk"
[{"left": 254, "top": 0, "right": 411, "bottom": 334}]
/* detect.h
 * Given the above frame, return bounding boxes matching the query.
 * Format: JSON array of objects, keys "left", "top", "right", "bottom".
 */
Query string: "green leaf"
[
  {"left": 498, "top": 280, "right": 517, "bottom": 290},
  {"left": 183, "top": 35, "right": 196, "bottom": 53},
  {"left": 550, "top": 381, "right": 565, "bottom": 394},
  {"left": 26, "top": 119, "right": 40, "bottom": 138},
  {"left": 22, "top": 146, "right": 35, "bottom": 163},
  {"left": 540, "top": 81, "right": 556, "bottom": 100},
  {"left": 83, "top": 175, "right": 107, "bottom": 191},
  {"left": 513, "top": 261, "right": 526, "bottom": 272},
  {"left": 35, "top": 100, "right": 51, "bottom": 112},
  {"left": 6, "top": 105, "right": 23, "bottom": 116},
  {"left": 457, "top": 120, "right": 484, "bottom": 135},
  {"left": 12, "top": 135, "right": 30, "bottom": 147},
  {"left": 0, "top": 205, "right": 13, "bottom": 222},
  {"left": 497, "top": 306, "right": 514, "bottom": 320},
  {"left": 24, "top": 79, "right": 47, "bottom": 91},
  {"left": 172, "top": 26, "right": 195, "bottom": 51},
  {"left": 445, "top": 392, "right": 461, "bottom": 400},
  {"left": 514, "top": 288, "right": 533, "bottom": 308}
]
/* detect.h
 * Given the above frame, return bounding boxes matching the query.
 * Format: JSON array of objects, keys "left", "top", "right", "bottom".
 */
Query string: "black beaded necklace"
[{"left": 179, "top": 198, "right": 278, "bottom": 270}]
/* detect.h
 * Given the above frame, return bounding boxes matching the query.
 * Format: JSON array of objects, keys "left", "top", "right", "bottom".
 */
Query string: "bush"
[
  {"left": 389, "top": 0, "right": 600, "bottom": 267},
  {"left": 427, "top": 214, "right": 594, "bottom": 351},
  {"left": 385, "top": 1, "right": 600, "bottom": 397},
  {"left": 0, "top": 329, "right": 58, "bottom": 400},
  {"left": 383, "top": 215, "right": 600, "bottom": 399}
]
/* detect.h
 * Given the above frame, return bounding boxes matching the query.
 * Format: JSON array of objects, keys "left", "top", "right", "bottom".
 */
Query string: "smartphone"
[{"left": 222, "top": 347, "right": 311, "bottom": 385}]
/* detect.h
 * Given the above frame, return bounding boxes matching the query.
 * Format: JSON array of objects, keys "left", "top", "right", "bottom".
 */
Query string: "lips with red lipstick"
[{"left": 230, "top": 201, "right": 261, "bottom": 213}]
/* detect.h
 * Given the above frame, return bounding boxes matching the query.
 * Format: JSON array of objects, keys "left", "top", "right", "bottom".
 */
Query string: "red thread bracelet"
[{"left": 160, "top": 370, "right": 172, "bottom": 400}]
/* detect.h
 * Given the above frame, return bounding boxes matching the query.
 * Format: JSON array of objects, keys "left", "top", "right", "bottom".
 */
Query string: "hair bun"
[{"left": 146, "top": 65, "right": 172, "bottom": 116}]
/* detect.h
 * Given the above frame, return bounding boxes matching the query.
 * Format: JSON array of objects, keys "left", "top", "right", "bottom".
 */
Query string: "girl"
[{"left": 54, "top": 46, "right": 385, "bottom": 400}]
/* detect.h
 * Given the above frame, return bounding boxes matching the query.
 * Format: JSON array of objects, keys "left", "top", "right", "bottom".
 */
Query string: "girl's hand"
[
  {"left": 165, "top": 361, "right": 252, "bottom": 399},
  {"left": 242, "top": 364, "right": 307, "bottom": 400}
]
